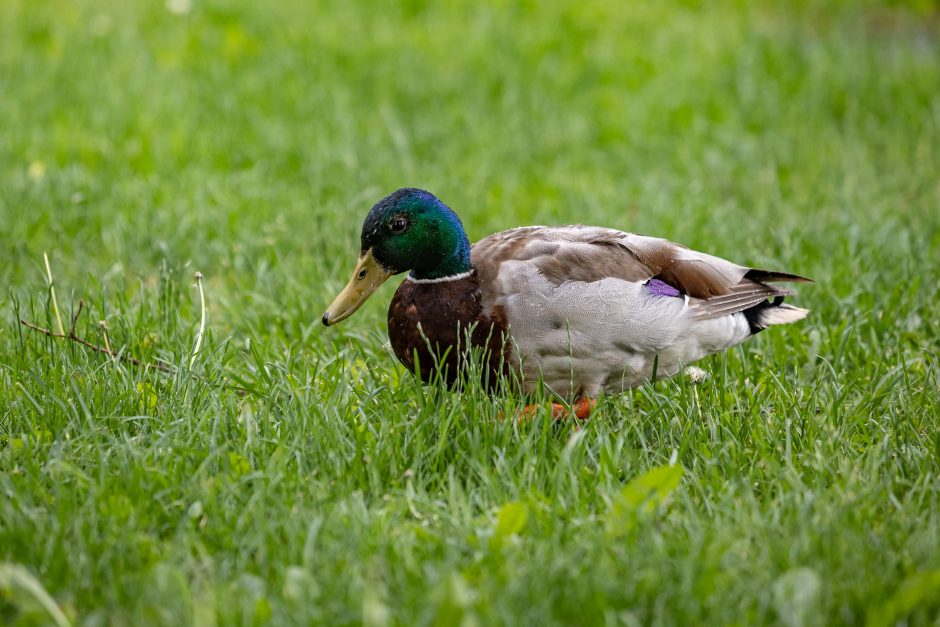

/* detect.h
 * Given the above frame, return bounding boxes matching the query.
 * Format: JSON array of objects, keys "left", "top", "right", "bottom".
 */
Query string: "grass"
[{"left": 1, "top": 0, "right": 939, "bottom": 624}]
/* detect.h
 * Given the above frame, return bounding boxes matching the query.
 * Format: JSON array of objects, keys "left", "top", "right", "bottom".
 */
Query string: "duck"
[{"left": 322, "top": 188, "right": 810, "bottom": 419}]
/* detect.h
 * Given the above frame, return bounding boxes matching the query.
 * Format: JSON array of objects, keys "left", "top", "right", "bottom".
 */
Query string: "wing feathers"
[
  {"left": 691, "top": 293, "right": 780, "bottom": 319},
  {"left": 744, "top": 268, "right": 814, "bottom": 284},
  {"left": 472, "top": 225, "right": 809, "bottom": 321}
]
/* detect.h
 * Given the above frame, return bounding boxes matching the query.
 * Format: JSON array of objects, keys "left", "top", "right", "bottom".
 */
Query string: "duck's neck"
[{"left": 409, "top": 233, "right": 472, "bottom": 281}]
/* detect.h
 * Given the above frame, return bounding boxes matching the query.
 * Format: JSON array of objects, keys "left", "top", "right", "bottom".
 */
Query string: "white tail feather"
[{"left": 757, "top": 304, "right": 809, "bottom": 327}]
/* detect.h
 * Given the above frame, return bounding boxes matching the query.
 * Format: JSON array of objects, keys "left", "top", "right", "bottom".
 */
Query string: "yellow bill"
[{"left": 322, "top": 249, "right": 394, "bottom": 326}]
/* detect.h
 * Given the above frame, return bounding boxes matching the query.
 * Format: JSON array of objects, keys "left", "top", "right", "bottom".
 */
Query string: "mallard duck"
[{"left": 323, "top": 188, "right": 810, "bottom": 418}]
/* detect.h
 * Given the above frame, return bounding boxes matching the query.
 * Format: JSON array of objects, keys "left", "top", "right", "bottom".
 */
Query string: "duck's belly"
[{"left": 498, "top": 268, "right": 751, "bottom": 398}]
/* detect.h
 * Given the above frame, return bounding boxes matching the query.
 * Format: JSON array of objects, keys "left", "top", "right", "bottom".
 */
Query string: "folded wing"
[{"left": 472, "top": 225, "right": 810, "bottom": 320}]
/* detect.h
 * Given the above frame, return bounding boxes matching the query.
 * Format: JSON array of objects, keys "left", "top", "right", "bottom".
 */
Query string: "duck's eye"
[{"left": 389, "top": 217, "right": 408, "bottom": 233}]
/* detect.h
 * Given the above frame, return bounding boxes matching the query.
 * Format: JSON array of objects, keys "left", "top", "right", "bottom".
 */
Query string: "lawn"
[{"left": 2, "top": 0, "right": 939, "bottom": 624}]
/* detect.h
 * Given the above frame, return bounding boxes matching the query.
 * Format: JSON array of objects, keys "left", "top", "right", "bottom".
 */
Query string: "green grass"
[{"left": 2, "top": 0, "right": 939, "bottom": 624}]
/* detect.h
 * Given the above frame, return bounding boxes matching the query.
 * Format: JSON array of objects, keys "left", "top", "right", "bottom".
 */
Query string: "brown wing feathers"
[
  {"left": 688, "top": 270, "right": 811, "bottom": 320},
  {"left": 651, "top": 259, "right": 738, "bottom": 299},
  {"left": 593, "top": 233, "right": 811, "bottom": 317},
  {"left": 590, "top": 233, "right": 744, "bottom": 299},
  {"left": 471, "top": 226, "right": 809, "bottom": 320}
]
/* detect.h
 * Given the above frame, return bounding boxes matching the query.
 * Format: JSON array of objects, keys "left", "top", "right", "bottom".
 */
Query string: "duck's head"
[{"left": 322, "top": 188, "right": 472, "bottom": 326}]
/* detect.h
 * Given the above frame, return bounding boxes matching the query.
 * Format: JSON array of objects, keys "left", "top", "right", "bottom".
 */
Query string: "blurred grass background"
[{"left": 1, "top": 0, "right": 939, "bottom": 625}]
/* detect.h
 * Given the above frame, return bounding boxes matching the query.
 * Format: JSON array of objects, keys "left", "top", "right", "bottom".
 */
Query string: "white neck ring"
[{"left": 406, "top": 269, "right": 475, "bottom": 284}]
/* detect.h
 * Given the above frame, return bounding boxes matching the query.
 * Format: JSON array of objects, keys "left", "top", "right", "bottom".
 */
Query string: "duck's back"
[{"left": 471, "top": 226, "right": 809, "bottom": 398}]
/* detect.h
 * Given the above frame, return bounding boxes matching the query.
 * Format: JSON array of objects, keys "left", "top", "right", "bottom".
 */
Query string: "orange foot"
[
  {"left": 572, "top": 396, "right": 596, "bottom": 420},
  {"left": 517, "top": 396, "right": 596, "bottom": 422}
]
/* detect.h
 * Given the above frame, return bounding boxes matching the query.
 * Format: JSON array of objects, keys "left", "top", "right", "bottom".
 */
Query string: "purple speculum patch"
[{"left": 646, "top": 278, "right": 682, "bottom": 298}]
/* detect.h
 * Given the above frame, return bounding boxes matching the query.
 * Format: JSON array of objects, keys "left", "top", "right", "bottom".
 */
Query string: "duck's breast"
[{"left": 387, "top": 272, "right": 509, "bottom": 388}]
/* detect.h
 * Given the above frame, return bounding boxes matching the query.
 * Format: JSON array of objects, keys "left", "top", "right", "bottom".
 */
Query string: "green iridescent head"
[
  {"left": 322, "top": 188, "right": 472, "bottom": 326},
  {"left": 359, "top": 188, "right": 472, "bottom": 278}
]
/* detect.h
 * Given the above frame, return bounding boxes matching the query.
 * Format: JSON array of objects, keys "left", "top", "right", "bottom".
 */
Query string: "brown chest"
[{"left": 387, "top": 274, "right": 508, "bottom": 388}]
